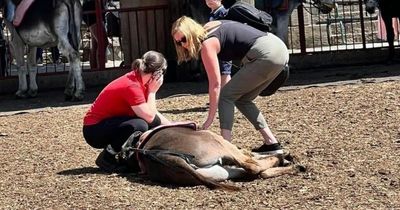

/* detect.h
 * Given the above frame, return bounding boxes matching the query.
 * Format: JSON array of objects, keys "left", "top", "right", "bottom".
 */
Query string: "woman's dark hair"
[{"left": 131, "top": 51, "right": 167, "bottom": 75}]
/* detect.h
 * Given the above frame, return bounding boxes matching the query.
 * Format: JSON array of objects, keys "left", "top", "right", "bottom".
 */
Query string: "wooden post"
[{"left": 120, "top": 0, "right": 168, "bottom": 65}]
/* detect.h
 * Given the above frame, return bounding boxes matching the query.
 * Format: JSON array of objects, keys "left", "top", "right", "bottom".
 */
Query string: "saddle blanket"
[
  {"left": 137, "top": 121, "right": 198, "bottom": 149},
  {"left": 13, "top": 0, "right": 36, "bottom": 27}
]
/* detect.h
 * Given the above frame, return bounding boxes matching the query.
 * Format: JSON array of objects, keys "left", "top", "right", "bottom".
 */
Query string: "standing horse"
[
  {"left": 0, "top": 0, "right": 84, "bottom": 100},
  {"left": 365, "top": 0, "right": 400, "bottom": 62},
  {"left": 120, "top": 124, "right": 304, "bottom": 190}
]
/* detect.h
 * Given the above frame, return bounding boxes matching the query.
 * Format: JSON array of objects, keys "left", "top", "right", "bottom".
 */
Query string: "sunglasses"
[{"left": 175, "top": 36, "right": 187, "bottom": 46}]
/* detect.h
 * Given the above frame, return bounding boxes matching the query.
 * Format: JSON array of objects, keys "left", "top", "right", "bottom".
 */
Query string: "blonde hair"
[
  {"left": 131, "top": 51, "right": 167, "bottom": 74},
  {"left": 171, "top": 16, "right": 207, "bottom": 64}
]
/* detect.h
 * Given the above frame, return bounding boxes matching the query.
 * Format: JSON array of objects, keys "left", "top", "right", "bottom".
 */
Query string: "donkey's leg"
[
  {"left": 260, "top": 164, "right": 305, "bottom": 179},
  {"left": 253, "top": 155, "right": 281, "bottom": 170},
  {"left": 196, "top": 165, "right": 250, "bottom": 181},
  {"left": 210, "top": 133, "right": 262, "bottom": 174},
  {"left": 67, "top": 50, "right": 85, "bottom": 101},
  {"left": 5, "top": 23, "right": 28, "bottom": 98},
  {"left": 13, "top": 44, "right": 29, "bottom": 98},
  {"left": 58, "top": 37, "right": 85, "bottom": 101},
  {"left": 54, "top": 4, "right": 85, "bottom": 101},
  {"left": 26, "top": 46, "right": 38, "bottom": 97}
]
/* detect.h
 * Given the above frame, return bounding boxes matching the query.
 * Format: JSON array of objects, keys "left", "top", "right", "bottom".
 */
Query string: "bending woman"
[
  {"left": 83, "top": 51, "right": 171, "bottom": 173},
  {"left": 171, "top": 16, "right": 288, "bottom": 155}
]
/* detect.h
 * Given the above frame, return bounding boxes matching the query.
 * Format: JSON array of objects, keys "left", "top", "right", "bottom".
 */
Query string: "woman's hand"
[
  {"left": 201, "top": 117, "right": 214, "bottom": 130},
  {"left": 147, "top": 72, "right": 164, "bottom": 93}
]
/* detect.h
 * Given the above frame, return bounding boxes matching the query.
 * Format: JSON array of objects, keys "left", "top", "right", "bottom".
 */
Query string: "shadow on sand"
[{"left": 1, "top": 63, "right": 399, "bottom": 114}]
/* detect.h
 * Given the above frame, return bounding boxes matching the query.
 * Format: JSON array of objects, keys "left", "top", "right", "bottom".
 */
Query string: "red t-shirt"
[{"left": 83, "top": 71, "right": 149, "bottom": 125}]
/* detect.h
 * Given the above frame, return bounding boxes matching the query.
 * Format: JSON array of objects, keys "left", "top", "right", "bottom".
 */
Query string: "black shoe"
[
  {"left": 95, "top": 149, "right": 127, "bottom": 173},
  {"left": 251, "top": 143, "right": 284, "bottom": 155}
]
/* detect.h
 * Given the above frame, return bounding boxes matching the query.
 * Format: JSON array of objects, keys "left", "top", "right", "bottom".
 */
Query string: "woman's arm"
[
  {"left": 131, "top": 101, "right": 171, "bottom": 126},
  {"left": 131, "top": 74, "right": 170, "bottom": 125},
  {"left": 200, "top": 37, "right": 221, "bottom": 129}
]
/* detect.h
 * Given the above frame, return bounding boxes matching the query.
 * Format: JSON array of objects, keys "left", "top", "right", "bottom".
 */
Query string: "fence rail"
[{"left": 0, "top": 0, "right": 398, "bottom": 82}]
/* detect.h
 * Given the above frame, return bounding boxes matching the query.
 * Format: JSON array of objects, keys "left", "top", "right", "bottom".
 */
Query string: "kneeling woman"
[
  {"left": 171, "top": 16, "right": 289, "bottom": 155},
  {"left": 83, "top": 51, "right": 171, "bottom": 173}
]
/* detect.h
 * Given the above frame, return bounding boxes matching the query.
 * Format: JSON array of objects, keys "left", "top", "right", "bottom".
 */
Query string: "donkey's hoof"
[
  {"left": 27, "top": 90, "right": 38, "bottom": 98},
  {"left": 65, "top": 94, "right": 73, "bottom": 101},
  {"left": 65, "top": 94, "right": 84, "bottom": 102},
  {"left": 295, "top": 164, "right": 307, "bottom": 173},
  {"left": 71, "top": 94, "right": 84, "bottom": 102},
  {"left": 283, "top": 153, "right": 294, "bottom": 162},
  {"left": 15, "top": 91, "right": 28, "bottom": 99}
]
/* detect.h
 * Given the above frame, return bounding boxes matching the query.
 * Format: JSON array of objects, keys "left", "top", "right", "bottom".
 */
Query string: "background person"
[
  {"left": 376, "top": 12, "right": 400, "bottom": 41},
  {"left": 82, "top": 51, "right": 171, "bottom": 173},
  {"left": 82, "top": 0, "right": 109, "bottom": 69},
  {"left": 205, "top": 0, "right": 232, "bottom": 87},
  {"left": 171, "top": 16, "right": 288, "bottom": 155}
]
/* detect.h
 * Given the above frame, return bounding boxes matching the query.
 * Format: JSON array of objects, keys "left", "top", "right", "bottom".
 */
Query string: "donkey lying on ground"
[{"left": 120, "top": 123, "right": 304, "bottom": 191}]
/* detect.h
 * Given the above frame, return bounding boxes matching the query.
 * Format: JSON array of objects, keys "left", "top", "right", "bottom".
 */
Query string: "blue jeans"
[{"left": 5, "top": 1, "right": 15, "bottom": 22}]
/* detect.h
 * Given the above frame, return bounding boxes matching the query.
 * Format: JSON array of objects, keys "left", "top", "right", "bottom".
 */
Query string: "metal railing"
[{"left": 0, "top": 0, "right": 398, "bottom": 80}]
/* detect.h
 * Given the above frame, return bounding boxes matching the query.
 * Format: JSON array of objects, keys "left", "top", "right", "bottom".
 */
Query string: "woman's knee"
[{"left": 125, "top": 118, "right": 149, "bottom": 132}]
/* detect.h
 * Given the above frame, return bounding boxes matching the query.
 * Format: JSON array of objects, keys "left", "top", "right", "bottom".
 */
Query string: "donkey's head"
[
  {"left": 311, "top": 0, "right": 335, "bottom": 14},
  {"left": 364, "top": 0, "right": 378, "bottom": 14}
]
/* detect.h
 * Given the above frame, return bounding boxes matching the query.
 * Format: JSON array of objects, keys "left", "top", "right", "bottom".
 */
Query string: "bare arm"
[
  {"left": 201, "top": 37, "right": 221, "bottom": 129},
  {"left": 131, "top": 74, "right": 171, "bottom": 125}
]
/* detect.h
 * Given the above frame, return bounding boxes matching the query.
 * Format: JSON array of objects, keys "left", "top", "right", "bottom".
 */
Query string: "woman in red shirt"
[{"left": 83, "top": 51, "right": 171, "bottom": 173}]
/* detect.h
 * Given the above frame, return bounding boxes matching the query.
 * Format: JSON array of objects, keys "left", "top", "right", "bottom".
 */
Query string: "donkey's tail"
[
  {"left": 144, "top": 152, "right": 240, "bottom": 191},
  {"left": 64, "top": 0, "right": 81, "bottom": 51}
]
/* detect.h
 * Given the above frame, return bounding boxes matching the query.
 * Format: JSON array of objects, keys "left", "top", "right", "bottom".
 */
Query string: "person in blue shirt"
[
  {"left": 4, "top": 0, "right": 15, "bottom": 23},
  {"left": 205, "top": 0, "right": 232, "bottom": 87}
]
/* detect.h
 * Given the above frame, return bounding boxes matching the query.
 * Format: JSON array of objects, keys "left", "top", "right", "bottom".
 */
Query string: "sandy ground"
[{"left": 0, "top": 64, "right": 399, "bottom": 209}]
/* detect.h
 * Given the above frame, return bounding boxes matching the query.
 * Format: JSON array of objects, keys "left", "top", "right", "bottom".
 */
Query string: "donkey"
[
  {"left": 1, "top": 0, "right": 84, "bottom": 100},
  {"left": 120, "top": 123, "right": 304, "bottom": 191},
  {"left": 365, "top": 0, "right": 400, "bottom": 62}
]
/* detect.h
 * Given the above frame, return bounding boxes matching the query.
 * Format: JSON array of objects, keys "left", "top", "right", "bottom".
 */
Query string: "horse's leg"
[
  {"left": 26, "top": 46, "right": 38, "bottom": 97},
  {"left": 382, "top": 15, "right": 395, "bottom": 62}
]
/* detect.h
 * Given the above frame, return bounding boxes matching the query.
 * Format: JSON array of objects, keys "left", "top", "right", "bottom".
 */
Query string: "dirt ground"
[{"left": 0, "top": 64, "right": 399, "bottom": 209}]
